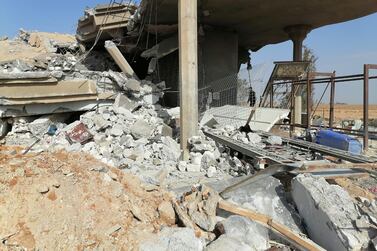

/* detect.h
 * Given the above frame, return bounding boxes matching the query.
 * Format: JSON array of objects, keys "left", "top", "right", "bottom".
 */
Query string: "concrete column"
[
  {"left": 294, "top": 95, "right": 302, "bottom": 125},
  {"left": 285, "top": 25, "right": 311, "bottom": 61},
  {"left": 178, "top": 0, "right": 199, "bottom": 160}
]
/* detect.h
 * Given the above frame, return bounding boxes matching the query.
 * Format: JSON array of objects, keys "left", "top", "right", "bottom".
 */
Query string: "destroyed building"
[{"left": 1, "top": 0, "right": 377, "bottom": 250}]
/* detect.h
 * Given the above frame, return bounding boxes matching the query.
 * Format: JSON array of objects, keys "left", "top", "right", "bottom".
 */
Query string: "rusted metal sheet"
[{"left": 65, "top": 122, "right": 93, "bottom": 144}]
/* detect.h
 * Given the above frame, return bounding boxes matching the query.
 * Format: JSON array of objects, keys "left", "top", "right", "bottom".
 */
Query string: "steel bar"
[
  {"left": 306, "top": 73, "right": 311, "bottom": 128},
  {"left": 272, "top": 75, "right": 377, "bottom": 86},
  {"left": 203, "top": 131, "right": 296, "bottom": 165},
  {"left": 364, "top": 64, "right": 369, "bottom": 150},
  {"left": 259, "top": 131, "right": 377, "bottom": 163},
  {"left": 329, "top": 72, "right": 336, "bottom": 128}
]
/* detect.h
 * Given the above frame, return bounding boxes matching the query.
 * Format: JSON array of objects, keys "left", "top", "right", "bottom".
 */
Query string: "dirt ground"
[
  {"left": 0, "top": 146, "right": 175, "bottom": 250},
  {"left": 314, "top": 104, "right": 377, "bottom": 122}
]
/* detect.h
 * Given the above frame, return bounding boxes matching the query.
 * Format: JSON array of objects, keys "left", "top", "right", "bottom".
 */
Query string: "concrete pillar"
[
  {"left": 294, "top": 95, "right": 302, "bottom": 125},
  {"left": 178, "top": 0, "right": 199, "bottom": 160},
  {"left": 284, "top": 25, "right": 311, "bottom": 61}
]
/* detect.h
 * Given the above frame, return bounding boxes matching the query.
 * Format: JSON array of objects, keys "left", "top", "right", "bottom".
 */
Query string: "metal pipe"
[
  {"left": 306, "top": 73, "right": 311, "bottom": 128},
  {"left": 275, "top": 75, "right": 377, "bottom": 86},
  {"left": 363, "top": 64, "right": 369, "bottom": 151},
  {"left": 329, "top": 72, "right": 336, "bottom": 128}
]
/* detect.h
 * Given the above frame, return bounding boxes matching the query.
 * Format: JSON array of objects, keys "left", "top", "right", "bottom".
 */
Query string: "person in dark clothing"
[{"left": 248, "top": 87, "right": 256, "bottom": 107}]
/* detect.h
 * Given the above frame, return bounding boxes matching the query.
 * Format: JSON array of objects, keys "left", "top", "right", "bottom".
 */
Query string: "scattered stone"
[
  {"left": 206, "top": 166, "right": 217, "bottom": 178},
  {"left": 219, "top": 215, "right": 270, "bottom": 250},
  {"left": 125, "top": 79, "right": 141, "bottom": 92},
  {"left": 113, "top": 94, "right": 138, "bottom": 111},
  {"left": 177, "top": 161, "right": 187, "bottom": 172},
  {"left": 186, "top": 164, "right": 201, "bottom": 172},
  {"left": 105, "top": 224, "right": 122, "bottom": 236},
  {"left": 158, "top": 201, "right": 176, "bottom": 225},
  {"left": 139, "top": 227, "right": 204, "bottom": 251},
  {"left": 247, "top": 132, "right": 262, "bottom": 144},
  {"left": 130, "top": 120, "right": 153, "bottom": 139},
  {"left": 37, "top": 185, "right": 49, "bottom": 194},
  {"left": 205, "top": 235, "right": 250, "bottom": 251},
  {"left": 267, "top": 135, "right": 282, "bottom": 145},
  {"left": 110, "top": 125, "right": 124, "bottom": 137}
]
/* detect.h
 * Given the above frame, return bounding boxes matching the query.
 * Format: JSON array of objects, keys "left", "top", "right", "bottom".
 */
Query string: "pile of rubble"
[{"left": 1, "top": 28, "right": 377, "bottom": 250}]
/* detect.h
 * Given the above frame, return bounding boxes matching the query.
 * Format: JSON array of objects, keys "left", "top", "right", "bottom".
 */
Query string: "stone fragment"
[
  {"left": 28, "top": 119, "right": 49, "bottom": 136},
  {"left": 37, "top": 185, "right": 49, "bottom": 194},
  {"left": 130, "top": 120, "right": 153, "bottom": 139},
  {"left": 161, "top": 137, "right": 181, "bottom": 162},
  {"left": 110, "top": 125, "right": 124, "bottom": 137},
  {"left": 267, "top": 135, "right": 282, "bottom": 145},
  {"left": 139, "top": 227, "right": 203, "bottom": 251},
  {"left": 177, "top": 161, "right": 187, "bottom": 172},
  {"left": 247, "top": 132, "right": 262, "bottom": 144},
  {"left": 201, "top": 151, "right": 216, "bottom": 170},
  {"left": 292, "top": 174, "right": 370, "bottom": 251},
  {"left": 223, "top": 176, "right": 302, "bottom": 233},
  {"left": 219, "top": 215, "right": 269, "bottom": 250},
  {"left": 143, "top": 94, "right": 160, "bottom": 105},
  {"left": 125, "top": 79, "right": 141, "bottom": 92},
  {"left": 205, "top": 235, "right": 250, "bottom": 251},
  {"left": 158, "top": 201, "right": 176, "bottom": 225},
  {"left": 186, "top": 164, "right": 201, "bottom": 172},
  {"left": 113, "top": 94, "right": 138, "bottom": 111},
  {"left": 105, "top": 224, "right": 122, "bottom": 236},
  {"left": 159, "top": 123, "right": 173, "bottom": 137},
  {"left": 190, "top": 152, "right": 202, "bottom": 165},
  {"left": 206, "top": 166, "right": 217, "bottom": 178}
]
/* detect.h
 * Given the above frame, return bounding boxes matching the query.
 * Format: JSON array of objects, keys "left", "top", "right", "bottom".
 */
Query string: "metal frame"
[{"left": 263, "top": 64, "right": 377, "bottom": 151}]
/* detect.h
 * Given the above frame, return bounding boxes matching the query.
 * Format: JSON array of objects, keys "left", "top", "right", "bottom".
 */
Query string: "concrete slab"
[
  {"left": 200, "top": 105, "right": 289, "bottom": 131},
  {"left": 292, "top": 174, "right": 370, "bottom": 251}
]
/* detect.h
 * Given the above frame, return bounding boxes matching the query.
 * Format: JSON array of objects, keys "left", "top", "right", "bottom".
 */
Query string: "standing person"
[{"left": 248, "top": 86, "right": 256, "bottom": 107}]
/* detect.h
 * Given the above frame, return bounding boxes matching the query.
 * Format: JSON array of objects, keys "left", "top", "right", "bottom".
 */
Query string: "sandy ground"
[
  {"left": 314, "top": 104, "right": 377, "bottom": 121},
  {"left": 0, "top": 146, "right": 175, "bottom": 250}
]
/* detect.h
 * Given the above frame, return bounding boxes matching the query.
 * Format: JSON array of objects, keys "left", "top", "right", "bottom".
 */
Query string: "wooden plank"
[{"left": 218, "top": 200, "right": 326, "bottom": 251}]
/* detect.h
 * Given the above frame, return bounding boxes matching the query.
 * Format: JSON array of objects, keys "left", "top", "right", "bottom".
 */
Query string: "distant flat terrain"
[{"left": 314, "top": 104, "right": 377, "bottom": 121}]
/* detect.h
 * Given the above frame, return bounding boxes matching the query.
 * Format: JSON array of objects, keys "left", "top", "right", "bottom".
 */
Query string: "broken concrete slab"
[
  {"left": 113, "top": 94, "right": 138, "bottom": 111},
  {"left": 205, "top": 235, "right": 250, "bottom": 251},
  {"left": 201, "top": 105, "right": 289, "bottom": 131},
  {"left": 222, "top": 176, "right": 302, "bottom": 234},
  {"left": 208, "top": 215, "right": 269, "bottom": 251},
  {"left": 139, "top": 227, "right": 204, "bottom": 251},
  {"left": 292, "top": 174, "right": 370, "bottom": 251},
  {"left": 219, "top": 215, "right": 270, "bottom": 250}
]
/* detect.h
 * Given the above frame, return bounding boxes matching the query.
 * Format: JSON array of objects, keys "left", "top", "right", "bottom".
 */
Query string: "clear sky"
[{"left": 0, "top": 1, "right": 376, "bottom": 104}]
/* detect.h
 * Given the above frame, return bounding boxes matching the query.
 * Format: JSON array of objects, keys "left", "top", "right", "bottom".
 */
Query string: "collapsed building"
[{"left": 1, "top": 0, "right": 377, "bottom": 250}]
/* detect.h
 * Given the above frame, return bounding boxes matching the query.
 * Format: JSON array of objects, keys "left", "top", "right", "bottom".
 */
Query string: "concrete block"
[
  {"left": 224, "top": 176, "right": 302, "bottom": 233},
  {"left": 292, "top": 174, "right": 370, "bottom": 251},
  {"left": 216, "top": 215, "right": 270, "bottom": 250},
  {"left": 113, "top": 94, "right": 138, "bottom": 111},
  {"left": 205, "top": 235, "right": 250, "bottom": 251},
  {"left": 139, "top": 227, "right": 203, "bottom": 251},
  {"left": 130, "top": 120, "right": 153, "bottom": 139}
]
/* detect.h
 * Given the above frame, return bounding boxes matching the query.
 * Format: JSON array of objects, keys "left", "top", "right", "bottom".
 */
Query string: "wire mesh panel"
[{"left": 199, "top": 64, "right": 271, "bottom": 116}]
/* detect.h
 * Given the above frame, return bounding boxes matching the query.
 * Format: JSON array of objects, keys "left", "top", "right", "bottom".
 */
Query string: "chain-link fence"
[{"left": 198, "top": 64, "right": 271, "bottom": 115}]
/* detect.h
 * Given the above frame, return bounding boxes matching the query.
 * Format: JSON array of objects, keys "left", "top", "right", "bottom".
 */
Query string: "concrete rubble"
[
  {"left": 292, "top": 174, "right": 374, "bottom": 251},
  {"left": 1, "top": 4, "right": 377, "bottom": 249}
]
